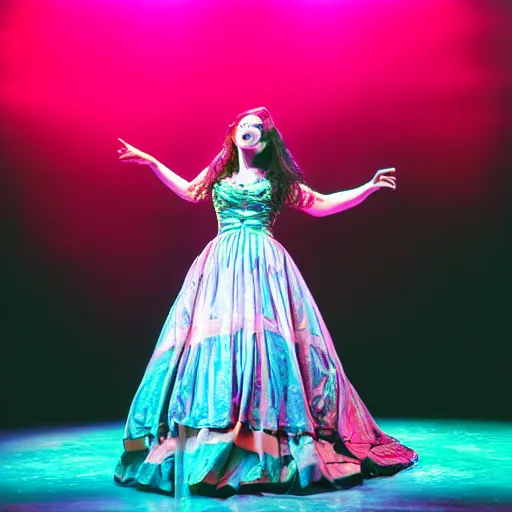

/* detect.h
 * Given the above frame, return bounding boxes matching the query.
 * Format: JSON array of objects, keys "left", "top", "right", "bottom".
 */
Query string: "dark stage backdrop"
[{"left": 1, "top": 0, "right": 510, "bottom": 429}]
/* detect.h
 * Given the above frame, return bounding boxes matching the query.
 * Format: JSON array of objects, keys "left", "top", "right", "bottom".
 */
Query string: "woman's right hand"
[{"left": 117, "top": 138, "right": 154, "bottom": 166}]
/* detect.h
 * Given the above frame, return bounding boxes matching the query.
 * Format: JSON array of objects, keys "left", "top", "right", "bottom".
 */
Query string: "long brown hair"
[{"left": 188, "top": 107, "right": 315, "bottom": 210}]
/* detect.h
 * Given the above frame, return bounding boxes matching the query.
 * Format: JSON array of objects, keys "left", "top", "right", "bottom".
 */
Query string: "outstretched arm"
[
  {"left": 118, "top": 138, "right": 207, "bottom": 203},
  {"left": 296, "top": 168, "right": 397, "bottom": 218}
]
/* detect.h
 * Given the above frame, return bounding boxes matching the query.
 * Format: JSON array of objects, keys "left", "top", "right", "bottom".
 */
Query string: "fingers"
[
  {"left": 119, "top": 152, "right": 140, "bottom": 161},
  {"left": 118, "top": 146, "right": 131, "bottom": 157},
  {"left": 118, "top": 149, "right": 147, "bottom": 165},
  {"left": 375, "top": 168, "right": 396, "bottom": 178},
  {"left": 117, "top": 137, "right": 136, "bottom": 152},
  {"left": 117, "top": 137, "right": 131, "bottom": 149},
  {"left": 373, "top": 168, "right": 396, "bottom": 191},
  {"left": 377, "top": 177, "right": 396, "bottom": 189},
  {"left": 119, "top": 156, "right": 144, "bottom": 164},
  {"left": 117, "top": 137, "right": 138, "bottom": 161}
]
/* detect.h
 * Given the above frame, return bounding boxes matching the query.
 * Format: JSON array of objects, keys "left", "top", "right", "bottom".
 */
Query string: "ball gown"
[{"left": 114, "top": 176, "right": 418, "bottom": 496}]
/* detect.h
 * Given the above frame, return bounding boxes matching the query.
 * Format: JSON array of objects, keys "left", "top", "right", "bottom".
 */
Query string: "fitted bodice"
[{"left": 212, "top": 178, "right": 278, "bottom": 237}]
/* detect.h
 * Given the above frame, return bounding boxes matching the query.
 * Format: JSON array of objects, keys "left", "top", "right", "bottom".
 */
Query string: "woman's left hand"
[{"left": 369, "top": 168, "right": 397, "bottom": 191}]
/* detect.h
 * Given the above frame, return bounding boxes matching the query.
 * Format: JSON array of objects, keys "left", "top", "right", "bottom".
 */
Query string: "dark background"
[{"left": 1, "top": 0, "right": 510, "bottom": 430}]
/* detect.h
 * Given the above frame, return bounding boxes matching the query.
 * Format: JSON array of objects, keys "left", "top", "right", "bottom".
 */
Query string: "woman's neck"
[
  {"left": 236, "top": 146, "right": 266, "bottom": 180},
  {"left": 237, "top": 148, "right": 265, "bottom": 182},
  {"left": 238, "top": 146, "right": 258, "bottom": 168}
]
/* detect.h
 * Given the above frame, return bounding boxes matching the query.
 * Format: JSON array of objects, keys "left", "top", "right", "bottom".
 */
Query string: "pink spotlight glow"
[{"left": 1, "top": 0, "right": 504, "bottom": 305}]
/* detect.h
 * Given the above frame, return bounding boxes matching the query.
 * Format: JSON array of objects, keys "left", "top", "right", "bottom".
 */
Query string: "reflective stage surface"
[{"left": 0, "top": 419, "right": 510, "bottom": 512}]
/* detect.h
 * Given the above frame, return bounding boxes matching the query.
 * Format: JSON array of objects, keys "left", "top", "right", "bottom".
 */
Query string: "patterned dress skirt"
[{"left": 114, "top": 178, "right": 418, "bottom": 496}]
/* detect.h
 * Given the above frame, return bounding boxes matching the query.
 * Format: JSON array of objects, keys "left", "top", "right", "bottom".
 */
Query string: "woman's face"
[{"left": 233, "top": 114, "right": 266, "bottom": 151}]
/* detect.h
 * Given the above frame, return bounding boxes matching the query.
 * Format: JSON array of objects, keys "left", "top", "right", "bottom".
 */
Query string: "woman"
[{"left": 114, "top": 107, "right": 417, "bottom": 497}]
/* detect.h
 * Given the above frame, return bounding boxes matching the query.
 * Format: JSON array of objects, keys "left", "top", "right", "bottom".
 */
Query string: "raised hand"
[
  {"left": 117, "top": 138, "right": 154, "bottom": 166},
  {"left": 369, "top": 168, "right": 397, "bottom": 191}
]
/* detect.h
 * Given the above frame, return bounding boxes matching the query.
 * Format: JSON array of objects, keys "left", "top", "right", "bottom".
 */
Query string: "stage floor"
[{"left": 0, "top": 419, "right": 510, "bottom": 512}]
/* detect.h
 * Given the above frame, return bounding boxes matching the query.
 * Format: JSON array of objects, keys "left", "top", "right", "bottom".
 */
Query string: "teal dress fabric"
[{"left": 114, "top": 177, "right": 418, "bottom": 496}]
